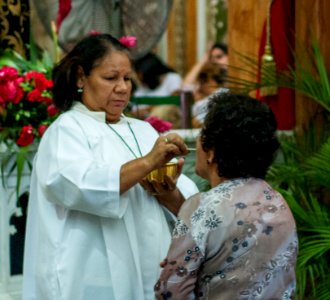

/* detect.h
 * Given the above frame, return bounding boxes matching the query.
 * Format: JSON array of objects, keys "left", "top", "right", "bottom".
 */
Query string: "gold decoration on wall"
[
  {"left": 168, "top": 0, "right": 186, "bottom": 75},
  {"left": 0, "top": 0, "right": 30, "bottom": 57},
  {"left": 166, "top": 0, "right": 186, "bottom": 74},
  {"left": 206, "top": 0, "right": 217, "bottom": 43},
  {"left": 260, "top": 0, "right": 278, "bottom": 97}
]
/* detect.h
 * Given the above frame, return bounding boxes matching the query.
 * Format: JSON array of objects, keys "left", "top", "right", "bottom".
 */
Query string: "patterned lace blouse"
[{"left": 155, "top": 178, "right": 298, "bottom": 300}]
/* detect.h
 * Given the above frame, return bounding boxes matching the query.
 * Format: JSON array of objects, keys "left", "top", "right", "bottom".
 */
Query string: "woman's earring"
[{"left": 77, "top": 87, "right": 83, "bottom": 93}]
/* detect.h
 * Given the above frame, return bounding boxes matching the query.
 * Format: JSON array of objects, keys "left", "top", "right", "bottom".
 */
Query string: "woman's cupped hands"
[
  {"left": 140, "top": 134, "right": 189, "bottom": 198},
  {"left": 145, "top": 133, "right": 189, "bottom": 169}
]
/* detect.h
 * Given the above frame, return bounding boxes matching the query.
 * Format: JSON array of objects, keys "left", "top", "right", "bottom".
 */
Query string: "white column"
[{"left": 197, "top": 0, "right": 207, "bottom": 60}]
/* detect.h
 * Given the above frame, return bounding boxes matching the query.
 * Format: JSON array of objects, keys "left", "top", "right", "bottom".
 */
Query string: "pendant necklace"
[{"left": 108, "top": 120, "right": 143, "bottom": 159}]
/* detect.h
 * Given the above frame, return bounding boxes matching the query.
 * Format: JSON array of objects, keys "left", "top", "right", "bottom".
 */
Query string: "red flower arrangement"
[
  {"left": 144, "top": 116, "right": 173, "bottom": 133},
  {"left": 0, "top": 66, "right": 59, "bottom": 147}
]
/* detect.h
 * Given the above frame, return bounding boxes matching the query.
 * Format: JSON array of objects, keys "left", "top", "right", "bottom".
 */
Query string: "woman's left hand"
[{"left": 140, "top": 157, "right": 184, "bottom": 195}]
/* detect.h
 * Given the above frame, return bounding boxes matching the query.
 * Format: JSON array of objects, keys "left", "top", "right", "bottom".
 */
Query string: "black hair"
[
  {"left": 197, "top": 62, "right": 227, "bottom": 85},
  {"left": 201, "top": 92, "right": 279, "bottom": 179},
  {"left": 52, "top": 34, "right": 131, "bottom": 111},
  {"left": 211, "top": 43, "right": 228, "bottom": 54},
  {"left": 133, "top": 52, "right": 175, "bottom": 90}
]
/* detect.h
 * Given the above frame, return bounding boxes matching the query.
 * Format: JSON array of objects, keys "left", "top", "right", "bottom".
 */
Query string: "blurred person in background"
[
  {"left": 182, "top": 42, "right": 228, "bottom": 91},
  {"left": 132, "top": 52, "right": 182, "bottom": 120},
  {"left": 191, "top": 61, "right": 229, "bottom": 128},
  {"left": 134, "top": 52, "right": 182, "bottom": 97}
]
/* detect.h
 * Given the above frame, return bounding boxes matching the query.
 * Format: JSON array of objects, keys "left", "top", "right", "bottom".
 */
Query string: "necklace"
[{"left": 108, "top": 121, "right": 143, "bottom": 159}]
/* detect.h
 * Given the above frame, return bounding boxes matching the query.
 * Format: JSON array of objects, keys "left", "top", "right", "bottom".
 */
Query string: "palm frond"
[
  {"left": 306, "top": 137, "right": 330, "bottom": 189},
  {"left": 315, "top": 275, "right": 330, "bottom": 300},
  {"left": 298, "top": 234, "right": 330, "bottom": 266},
  {"left": 279, "top": 41, "right": 330, "bottom": 112}
]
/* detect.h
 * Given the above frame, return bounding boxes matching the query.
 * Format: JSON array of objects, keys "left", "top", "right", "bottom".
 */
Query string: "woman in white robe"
[{"left": 22, "top": 34, "right": 198, "bottom": 300}]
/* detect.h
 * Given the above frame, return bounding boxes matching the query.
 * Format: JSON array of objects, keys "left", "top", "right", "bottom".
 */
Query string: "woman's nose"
[{"left": 115, "top": 79, "right": 129, "bottom": 92}]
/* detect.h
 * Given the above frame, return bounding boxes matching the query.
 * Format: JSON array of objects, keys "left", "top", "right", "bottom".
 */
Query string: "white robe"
[{"left": 22, "top": 103, "right": 198, "bottom": 300}]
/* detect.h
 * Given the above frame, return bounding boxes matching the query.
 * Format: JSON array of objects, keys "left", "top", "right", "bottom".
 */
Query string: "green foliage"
[
  {"left": 0, "top": 48, "right": 53, "bottom": 76},
  {"left": 262, "top": 41, "right": 330, "bottom": 299},
  {"left": 306, "top": 137, "right": 330, "bottom": 189},
  {"left": 279, "top": 40, "right": 330, "bottom": 112},
  {"left": 227, "top": 40, "right": 330, "bottom": 112},
  {"left": 0, "top": 143, "right": 35, "bottom": 204},
  {"left": 268, "top": 127, "right": 330, "bottom": 299}
]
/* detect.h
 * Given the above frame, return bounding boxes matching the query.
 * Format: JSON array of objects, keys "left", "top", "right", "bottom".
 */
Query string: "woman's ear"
[
  {"left": 206, "top": 149, "right": 215, "bottom": 165},
  {"left": 76, "top": 66, "right": 85, "bottom": 88}
]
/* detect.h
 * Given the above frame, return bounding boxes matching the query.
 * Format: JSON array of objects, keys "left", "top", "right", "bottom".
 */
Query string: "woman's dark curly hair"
[
  {"left": 52, "top": 34, "right": 131, "bottom": 112},
  {"left": 201, "top": 92, "right": 280, "bottom": 179}
]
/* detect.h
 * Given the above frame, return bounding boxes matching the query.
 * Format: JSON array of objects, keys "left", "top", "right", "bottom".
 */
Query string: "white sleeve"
[{"left": 35, "top": 117, "right": 126, "bottom": 218}]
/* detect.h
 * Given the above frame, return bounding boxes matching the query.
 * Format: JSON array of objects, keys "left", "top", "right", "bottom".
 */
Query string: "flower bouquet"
[
  {"left": 0, "top": 66, "right": 58, "bottom": 147},
  {"left": 0, "top": 49, "right": 58, "bottom": 197}
]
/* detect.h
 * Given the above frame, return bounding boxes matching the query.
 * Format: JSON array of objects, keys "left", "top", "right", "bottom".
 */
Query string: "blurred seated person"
[
  {"left": 182, "top": 42, "right": 228, "bottom": 91},
  {"left": 134, "top": 52, "right": 182, "bottom": 96},
  {"left": 132, "top": 52, "right": 182, "bottom": 121},
  {"left": 193, "top": 61, "right": 228, "bottom": 101},
  {"left": 148, "top": 104, "right": 182, "bottom": 129},
  {"left": 155, "top": 93, "right": 298, "bottom": 299},
  {"left": 192, "top": 61, "right": 228, "bottom": 128}
]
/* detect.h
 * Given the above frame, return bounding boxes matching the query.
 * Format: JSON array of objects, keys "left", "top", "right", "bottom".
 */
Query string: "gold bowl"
[{"left": 146, "top": 162, "right": 178, "bottom": 183}]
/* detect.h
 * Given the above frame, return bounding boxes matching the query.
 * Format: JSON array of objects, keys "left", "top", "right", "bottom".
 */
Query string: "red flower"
[
  {"left": 118, "top": 36, "right": 137, "bottom": 48},
  {"left": 16, "top": 124, "right": 35, "bottom": 147},
  {"left": 25, "top": 71, "right": 53, "bottom": 91},
  {"left": 144, "top": 116, "right": 173, "bottom": 133},
  {"left": 0, "top": 65, "right": 57, "bottom": 147},
  {"left": 0, "top": 66, "right": 24, "bottom": 104},
  {"left": 27, "top": 89, "right": 42, "bottom": 102},
  {"left": 38, "top": 124, "right": 48, "bottom": 137},
  {"left": 47, "top": 104, "right": 59, "bottom": 117},
  {"left": 0, "top": 66, "right": 18, "bottom": 80},
  {"left": 41, "top": 96, "right": 53, "bottom": 105}
]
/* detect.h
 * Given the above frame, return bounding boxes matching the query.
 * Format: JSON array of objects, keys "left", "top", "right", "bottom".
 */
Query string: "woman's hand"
[
  {"left": 140, "top": 157, "right": 184, "bottom": 194},
  {"left": 119, "top": 135, "right": 187, "bottom": 195},
  {"left": 144, "top": 134, "right": 189, "bottom": 170},
  {"left": 140, "top": 158, "right": 186, "bottom": 215}
]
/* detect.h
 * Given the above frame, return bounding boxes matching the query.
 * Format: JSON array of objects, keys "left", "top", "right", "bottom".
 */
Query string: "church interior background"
[{"left": 1, "top": 0, "right": 329, "bottom": 299}]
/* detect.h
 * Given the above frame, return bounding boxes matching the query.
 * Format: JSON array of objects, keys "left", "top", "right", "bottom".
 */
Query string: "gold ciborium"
[{"left": 146, "top": 162, "right": 178, "bottom": 183}]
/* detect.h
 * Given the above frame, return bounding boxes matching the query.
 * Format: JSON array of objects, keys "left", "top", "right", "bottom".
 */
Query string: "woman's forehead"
[{"left": 93, "top": 51, "right": 132, "bottom": 69}]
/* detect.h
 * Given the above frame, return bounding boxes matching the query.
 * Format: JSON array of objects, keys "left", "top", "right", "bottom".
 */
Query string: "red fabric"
[
  {"left": 256, "top": 0, "right": 295, "bottom": 130},
  {"left": 56, "top": 0, "right": 72, "bottom": 33}
]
